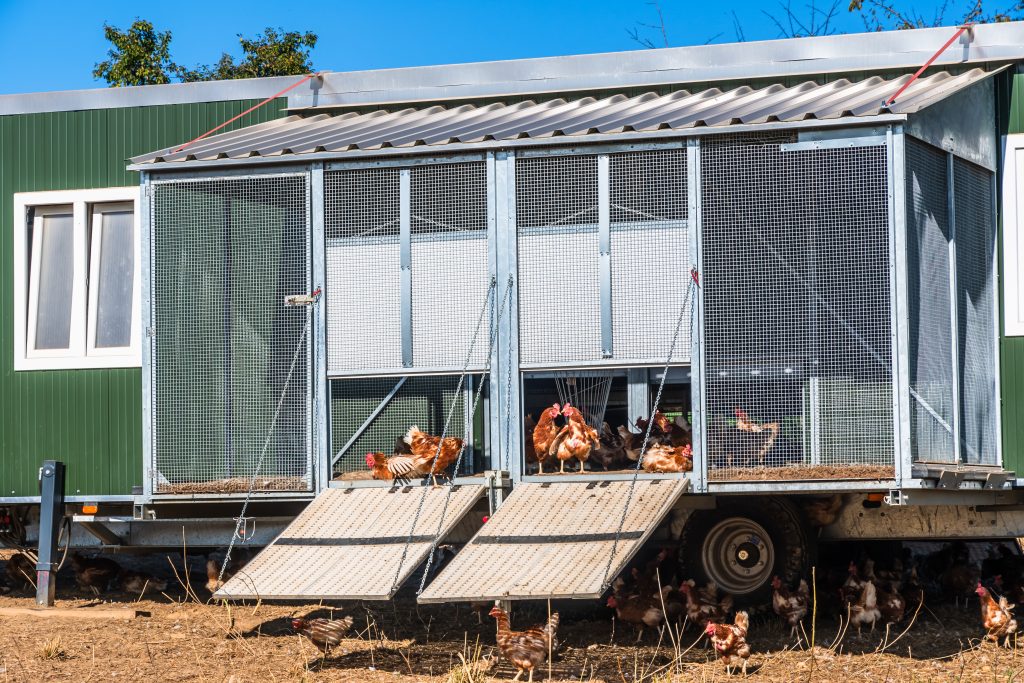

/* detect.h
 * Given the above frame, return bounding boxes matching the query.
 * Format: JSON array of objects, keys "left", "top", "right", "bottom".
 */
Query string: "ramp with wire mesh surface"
[
  {"left": 418, "top": 479, "right": 689, "bottom": 603},
  {"left": 215, "top": 485, "right": 485, "bottom": 600}
]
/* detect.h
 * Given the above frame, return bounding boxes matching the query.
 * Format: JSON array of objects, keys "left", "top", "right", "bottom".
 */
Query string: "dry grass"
[{"left": 38, "top": 636, "right": 67, "bottom": 661}]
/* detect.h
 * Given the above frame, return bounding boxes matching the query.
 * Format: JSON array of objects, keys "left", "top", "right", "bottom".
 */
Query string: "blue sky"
[{"left": 0, "top": 0, "right": 973, "bottom": 94}]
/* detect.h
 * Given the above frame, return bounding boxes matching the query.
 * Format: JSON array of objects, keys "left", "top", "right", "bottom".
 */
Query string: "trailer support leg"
[{"left": 36, "top": 460, "right": 65, "bottom": 607}]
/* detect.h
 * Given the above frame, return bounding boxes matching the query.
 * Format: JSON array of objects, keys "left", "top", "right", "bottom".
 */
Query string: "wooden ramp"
[
  {"left": 418, "top": 479, "right": 689, "bottom": 603},
  {"left": 215, "top": 485, "right": 485, "bottom": 600}
]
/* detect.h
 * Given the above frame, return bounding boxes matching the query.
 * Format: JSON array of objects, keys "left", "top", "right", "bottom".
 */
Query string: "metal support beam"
[
  {"left": 77, "top": 520, "right": 123, "bottom": 546},
  {"left": 332, "top": 377, "right": 407, "bottom": 467},
  {"left": 311, "top": 163, "right": 329, "bottom": 491},
  {"left": 627, "top": 368, "right": 650, "bottom": 423},
  {"left": 400, "top": 168, "right": 413, "bottom": 367},
  {"left": 140, "top": 172, "right": 155, "bottom": 499},
  {"left": 687, "top": 138, "right": 707, "bottom": 493},
  {"left": 35, "top": 461, "right": 65, "bottom": 607},
  {"left": 947, "top": 152, "right": 962, "bottom": 464},
  {"left": 598, "top": 154, "right": 613, "bottom": 358},
  {"left": 888, "top": 126, "right": 912, "bottom": 486}
]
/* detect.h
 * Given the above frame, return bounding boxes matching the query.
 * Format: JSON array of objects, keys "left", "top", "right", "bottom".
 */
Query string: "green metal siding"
[
  {"left": 1001, "top": 71, "right": 1024, "bottom": 475},
  {"left": 0, "top": 98, "right": 288, "bottom": 497}
]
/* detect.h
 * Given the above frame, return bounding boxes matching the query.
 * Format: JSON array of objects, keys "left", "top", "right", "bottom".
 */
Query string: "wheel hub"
[{"left": 701, "top": 517, "right": 775, "bottom": 595}]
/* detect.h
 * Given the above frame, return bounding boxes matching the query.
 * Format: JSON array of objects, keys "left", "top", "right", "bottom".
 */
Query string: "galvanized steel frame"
[
  {"left": 889, "top": 125, "right": 913, "bottom": 486},
  {"left": 311, "top": 163, "right": 329, "bottom": 492},
  {"left": 140, "top": 171, "right": 155, "bottom": 499},
  {"left": 688, "top": 138, "right": 707, "bottom": 493},
  {"left": 946, "top": 152, "right": 963, "bottom": 464}
]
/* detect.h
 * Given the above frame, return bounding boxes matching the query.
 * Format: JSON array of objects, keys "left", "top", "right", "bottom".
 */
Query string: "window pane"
[
  {"left": 95, "top": 210, "right": 134, "bottom": 348},
  {"left": 34, "top": 213, "right": 74, "bottom": 350}
]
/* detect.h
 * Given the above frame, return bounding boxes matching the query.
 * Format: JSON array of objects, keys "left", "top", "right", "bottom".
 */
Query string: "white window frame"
[
  {"left": 13, "top": 187, "right": 141, "bottom": 371},
  {"left": 1003, "top": 134, "right": 1024, "bottom": 336}
]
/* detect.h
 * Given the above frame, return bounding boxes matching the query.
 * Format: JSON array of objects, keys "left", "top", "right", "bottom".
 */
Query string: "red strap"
[
  {"left": 172, "top": 71, "right": 322, "bottom": 154},
  {"left": 690, "top": 268, "right": 700, "bottom": 287},
  {"left": 884, "top": 25, "right": 971, "bottom": 107}
]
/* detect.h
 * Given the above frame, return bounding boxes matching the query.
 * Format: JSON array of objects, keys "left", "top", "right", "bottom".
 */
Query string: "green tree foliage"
[
  {"left": 179, "top": 28, "right": 318, "bottom": 81},
  {"left": 93, "top": 20, "right": 176, "bottom": 87},
  {"left": 95, "top": 22, "right": 317, "bottom": 87}
]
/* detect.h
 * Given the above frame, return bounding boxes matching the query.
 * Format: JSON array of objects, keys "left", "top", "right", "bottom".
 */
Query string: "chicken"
[
  {"left": 292, "top": 615, "right": 355, "bottom": 653},
  {"left": 771, "top": 576, "right": 809, "bottom": 641},
  {"left": 802, "top": 494, "right": 844, "bottom": 527},
  {"left": 876, "top": 581, "right": 906, "bottom": 626},
  {"left": 680, "top": 579, "right": 733, "bottom": 629},
  {"left": 902, "top": 566, "right": 924, "bottom": 610},
  {"left": 706, "top": 611, "right": 751, "bottom": 675},
  {"left": 839, "top": 561, "right": 865, "bottom": 615},
  {"left": 550, "top": 404, "right": 600, "bottom": 473},
  {"left": 590, "top": 422, "right": 628, "bottom": 471},
  {"left": 734, "top": 408, "right": 780, "bottom": 463},
  {"left": 523, "top": 414, "right": 538, "bottom": 470},
  {"left": 120, "top": 569, "right": 168, "bottom": 594},
  {"left": 618, "top": 425, "right": 642, "bottom": 461},
  {"left": 205, "top": 552, "right": 249, "bottom": 594},
  {"left": 490, "top": 606, "right": 559, "bottom": 682},
  {"left": 641, "top": 443, "right": 693, "bottom": 473},
  {"left": 402, "top": 426, "right": 465, "bottom": 485},
  {"left": 71, "top": 552, "right": 121, "bottom": 595},
  {"left": 940, "top": 559, "right": 980, "bottom": 608},
  {"left": 977, "top": 582, "right": 1018, "bottom": 647},
  {"left": 5, "top": 552, "right": 35, "bottom": 590},
  {"left": 530, "top": 404, "right": 562, "bottom": 474},
  {"left": 635, "top": 414, "right": 674, "bottom": 447},
  {"left": 849, "top": 580, "right": 881, "bottom": 635},
  {"left": 606, "top": 590, "right": 665, "bottom": 641}
]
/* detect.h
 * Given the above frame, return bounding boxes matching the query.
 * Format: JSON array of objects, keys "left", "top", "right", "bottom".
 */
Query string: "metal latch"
[
  {"left": 233, "top": 516, "right": 256, "bottom": 543},
  {"left": 883, "top": 489, "right": 906, "bottom": 506}
]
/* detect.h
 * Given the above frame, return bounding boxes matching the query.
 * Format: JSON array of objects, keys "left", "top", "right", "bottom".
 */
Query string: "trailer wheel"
[{"left": 679, "top": 497, "right": 812, "bottom": 606}]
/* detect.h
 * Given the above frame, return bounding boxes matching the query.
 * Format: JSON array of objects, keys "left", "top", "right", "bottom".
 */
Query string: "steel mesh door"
[
  {"left": 325, "top": 168, "right": 402, "bottom": 372},
  {"left": 410, "top": 163, "right": 490, "bottom": 369},
  {"left": 954, "top": 158, "right": 998, "bottom": 465},
  {"left": 700, "top": 134, "right": 894, "bottom": 480},
  {"left": 150, "top": 174, "right": 311, "bottom": 493},
  {"left": 517, "top": 154, "right": 602, "bottom": 366},
  {"left": 905, "top": 138, "right": 956, "bottom": 462},
  {"left": 516, "top": 149, "right": 690, "bottom": 368}
]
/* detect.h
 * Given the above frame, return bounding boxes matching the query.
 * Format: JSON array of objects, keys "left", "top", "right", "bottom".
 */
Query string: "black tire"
[{"left": 679, "top": 496, "right": 814, "bottom": 607}]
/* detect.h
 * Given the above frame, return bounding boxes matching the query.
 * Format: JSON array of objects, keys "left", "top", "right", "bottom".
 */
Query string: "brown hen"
[{"left": 490, "top": 606, "right": 559, "bottom": 682}]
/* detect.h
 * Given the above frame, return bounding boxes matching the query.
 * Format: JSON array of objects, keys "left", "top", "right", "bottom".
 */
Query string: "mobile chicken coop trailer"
[{"left": 5, "top": 23, "right": 1024, "bottom": 604}]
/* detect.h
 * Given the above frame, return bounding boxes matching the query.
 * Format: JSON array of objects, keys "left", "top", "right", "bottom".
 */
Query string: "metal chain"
[
  {"left": 217, "top": 302, "right": 315, "bottom": 590},
  {"left": 599, "top": 272, "right": 697, "bottom": 592},
  {"left": 391, "top": 275, "right": 509, "bottom": 594},
  {"left": 415, "top": 277, "right": 515, "bottom": 594}
]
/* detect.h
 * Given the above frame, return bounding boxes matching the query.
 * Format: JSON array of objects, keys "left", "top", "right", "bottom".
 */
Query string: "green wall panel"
[
  {"left": 1001, "top": 71, "right": 1024, "bottom": 475},
  {"left": 0, "top": 97, "right": 288, "bottom": 497}
]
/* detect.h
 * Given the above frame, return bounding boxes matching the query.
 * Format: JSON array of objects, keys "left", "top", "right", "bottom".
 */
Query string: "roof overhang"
[{"left": 130, "top": 67, "right": 1003, "bottom": 172}]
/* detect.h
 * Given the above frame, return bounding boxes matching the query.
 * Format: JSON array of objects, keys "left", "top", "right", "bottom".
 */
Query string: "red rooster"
[
  {"left": 550, "top": 404, "right": 600, "bottom": 473},
  {"left": 977, "top": 582, "right": 1018, "bottom": 647},
  {"left": 706, "top": 611, "right": 751, "bottom": 675},
  {"left": 490, "top": 606, "right": 559, "bottom": 682},
  {"left": 530, "top": 404, "right": 562, "bottom": 474}
]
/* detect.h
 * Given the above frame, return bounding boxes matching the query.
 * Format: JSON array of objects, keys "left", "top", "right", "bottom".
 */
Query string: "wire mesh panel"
[
  {"left": 410, "top": 163, "right": 490, "bottom": 369},
  {"left": 610, "top": 149, "right": 690, "bottom": 361},
  {"left": 331, "top": 375, "right": 483, "bottom": 477},
  {"left": 905, "top": 138, "right": 956, "bottom": 462},
  {"left": 954, "top": 158, "right": 998, "bottom": 465},
  {"left": 151, "top": 174, "right": 310, "bottom": 493},
  {"left": 517, "top": 149, "right": 690, "bottom": 367},
  {"left": 701, "top": 133, "right": 894, "bottom": 480},
  {"left": 517, "top": 154, "right": 601, "bottom": 366},
  {"left": 325, "top": 168, "right": 402, "bottom": 372}
]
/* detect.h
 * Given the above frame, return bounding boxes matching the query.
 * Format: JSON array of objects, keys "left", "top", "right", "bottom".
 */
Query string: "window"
[{"left": 13, "top": 188, "right": 140, "bottom": 370}]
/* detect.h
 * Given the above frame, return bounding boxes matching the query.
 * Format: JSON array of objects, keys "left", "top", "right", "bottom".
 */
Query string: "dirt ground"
[{"left": 1, "top": 550, "right": 1023, "bottom": 683}]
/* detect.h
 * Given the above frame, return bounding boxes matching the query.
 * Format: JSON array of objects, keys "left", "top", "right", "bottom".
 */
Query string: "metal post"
[
  {"left": 400, "top": 168, "right": 413, "bottom": 368},
  {"left": 687, "top": 137, "right": 707, "bottom": 493},
  {"left": 311, "top": 163, "right": 329, "bottom": 490},
  {"left": 494, "top": 151, "right": 523, "bottom": 482},
  {"left": 140, "top": 173, "right": 155, "bottom": 499},
  {"left": 946, "top": 152, "right": 962, "bottom": 464},
  {"left": 627, "top": 368, "right": 650, "bottom": 423},
  {"left": 991, "top": 164, "right": 1004, "bottom": 468},
  {"left": 888, "top": 125, "right": 912, "bottom": 486},
  {"left": 486, "top": 152, "right": 500, "bottom": 472},
  {"left": 598, "top": 154, "right": 613, "bottom": 358},
  {"left": 36, "top": 460, "right": 65, "bottom": 607}
]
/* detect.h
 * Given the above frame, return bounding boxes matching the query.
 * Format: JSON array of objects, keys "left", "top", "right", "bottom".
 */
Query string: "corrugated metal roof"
[{"left": 132, "top": 68, "right": 998, "bottom": 167}]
